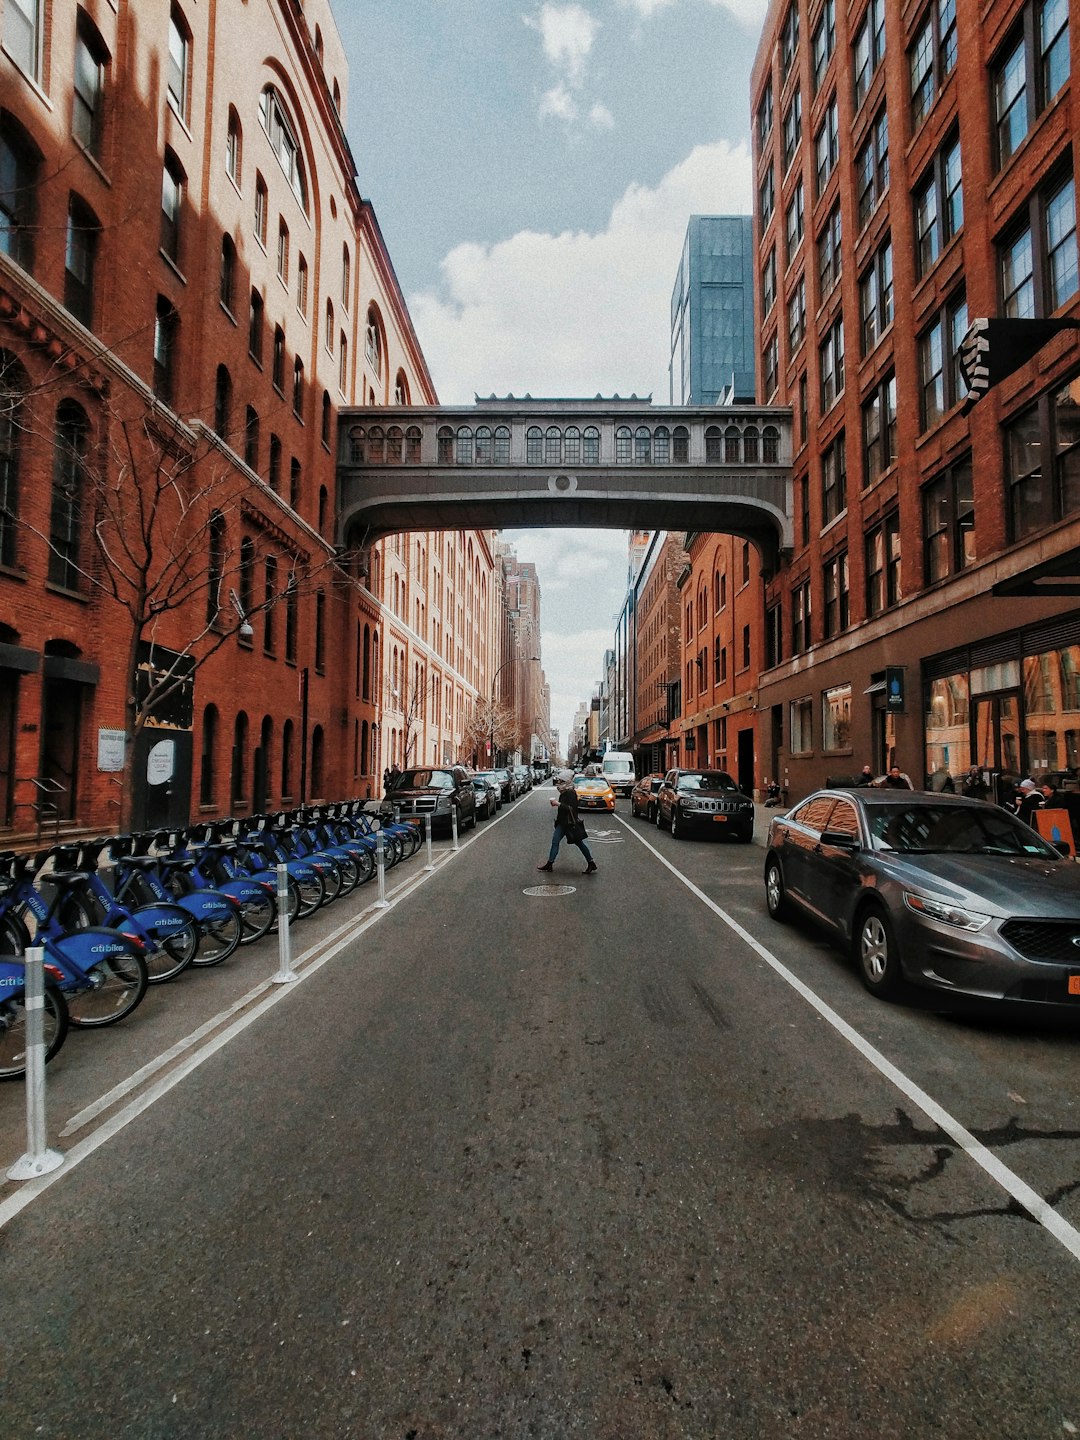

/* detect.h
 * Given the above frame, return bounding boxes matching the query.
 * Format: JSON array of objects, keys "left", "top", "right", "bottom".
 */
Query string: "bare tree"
[
  {"left": 385, "top": 668, "right": 440, "bottom": 770},
  {"left": 459, "top": 696, "right": 518, "bottom": 768}
]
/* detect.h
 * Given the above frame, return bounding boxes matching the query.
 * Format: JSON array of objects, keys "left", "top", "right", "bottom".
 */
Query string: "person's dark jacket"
[{"left": 555, "top": 788, "right": 580, "bottom": 831}]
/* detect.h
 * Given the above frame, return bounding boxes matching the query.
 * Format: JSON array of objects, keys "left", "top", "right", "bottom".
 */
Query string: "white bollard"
[
  {"left": 424, "top": 814, "right": 435, "bottom": 871},
  {"left": 451, "top": 807, "right": 460, "bottom": 852},
  {"left": 374, "top": 828, "right": 389, "bottom": 908},
  {"left": 7, "top": 946, "right": 64, "bottom": 1181},
  {"left": 273, "top": 864, "right": 297, "bottom": 983}
]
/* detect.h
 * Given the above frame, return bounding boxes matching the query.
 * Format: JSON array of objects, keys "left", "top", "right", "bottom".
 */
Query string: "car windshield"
[
  {"left": 677, "top": 772, "right": 737, "bottom": 792},
  {"left": 397, "top": 769, "right": 453, "bottom": 790},
  {"left": 868, "top": 804, "right": 1060, "bottom": 857},
  {"left": 575, "top": 778, "right": 608, "bottom": 790}
]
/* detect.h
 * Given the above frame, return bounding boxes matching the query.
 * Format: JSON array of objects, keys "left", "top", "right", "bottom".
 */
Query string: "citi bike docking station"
[{"left": 6, "top": 946, "right": 64, "bottom": 1182}]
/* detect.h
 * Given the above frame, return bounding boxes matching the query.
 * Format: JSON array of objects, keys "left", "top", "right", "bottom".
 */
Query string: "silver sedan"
[{"left": 763, "top": 788, "right": 1080, "bottom": 1012}]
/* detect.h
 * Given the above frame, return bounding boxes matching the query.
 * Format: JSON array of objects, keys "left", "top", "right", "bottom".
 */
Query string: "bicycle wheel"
[
  {"left": 0, "top": 983, "right": 68, "bottom": 1080},
  {"left": 348, "top": 846, "right": 375, "bottom": 884},
  {"left": 236, "top": 891, "right": 275, "bottom": 945},
  {"left": 295, "top": 869, "right": 326, "bottom": 918},
  {"left": 190, "top": 907, "right": 243, "bottom": 967},
  {"left": 316, "top": 859, "right": 343, "bottom": 904},
  {"left": 66, "top": 948, "right": 148, "bottom": 1028},
  {"left": 138, "top": 911, "right": 199, "bottom": 984}
]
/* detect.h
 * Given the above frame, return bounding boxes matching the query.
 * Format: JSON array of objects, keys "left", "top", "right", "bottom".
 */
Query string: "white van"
[{"left": 601, "top": 751, "right": 636, "bottom": 797}]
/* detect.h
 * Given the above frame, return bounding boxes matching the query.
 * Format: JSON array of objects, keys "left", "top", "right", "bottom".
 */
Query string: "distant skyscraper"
[{"left": 669, "top": 216, "right": 756, "bottom": 405}]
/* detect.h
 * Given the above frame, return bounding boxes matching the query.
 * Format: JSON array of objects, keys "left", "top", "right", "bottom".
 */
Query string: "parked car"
[
  {"left": 513, "top": 765, "right": 533, "bottom": 793},
  {"left": 656, "top": 769, "right": 754, "bottom": 841},
  {"left": 472, "top": 771, "right": 504, "bottom": 809},
  {"left": 492, "top": 768, "right": 515, "bottom": 802},
  {"left": 573, "top": 775, "right": 616, "bottom": 813},
  {"left": 601, "top": 751, "right": 637, "bottom": 797},
  {"left": 472, "top": 775, "right": 499, "bottom": 820},
  {"left": 630, "top": 773, "right": 665, "bottom": 822},
  {"left": 386, "top": 766, "right": 477, "bottom": 835},
  {"left": 764, "top": 788, "right": 1080, "bottom": 1010}
]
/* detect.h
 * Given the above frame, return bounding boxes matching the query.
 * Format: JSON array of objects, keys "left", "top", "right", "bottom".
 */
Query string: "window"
[
  {"left": 760, "top": 164, "right": 775, "bottom": 228},
  {"left": 799, "top": 473, "right": 810, "bottom": 546},
  {"left": 0, "top": 117, "right": 40, "bottom": 273},
  {"left": 853, "top": 0, "right": 885, "bottom": 110},
  {"left": 819, "top": 315, "right": 844, "bottom": 411},
  {"left": 153, "top": 298, "right": 178, "bottom": 402},
  {"left": 814, "top": 97, "right": 839, "bottom": 196},
  {"left": 757, "top": 83, "right": 773, "bottom": 149},
  {"left": 742, "top": 625, "right": 751, "bottom": 671},
  {"left": 763, "top": 335, "right": 779, "bottom": 399},
  {"left": 1000, "top": 173, "right": 1078, "bottom": 319},
  {"left": 200, "top": 705, "right": 218, "bottom": 806},
  {"left": 161, "top": 152, "right": 183, "bottom": 264},
  {"left": 862, "top": 372, "right": 897, "bottom": 485},
  {"left": 780, "top": 3, "right": 799, "bottom": 77},
  {"left": 259, "top": 87, "right": 307, "bottom": 208},
  {"left": 167, "top": 7, "right": 189, "bottom": 119},
  {"left": 248, "top": 289, "right": 264, "bottom": 362},
  {"left": 64, "top": 195, "right": 98, "bottom": 328},
  {"left": 812, "top": 0, "right": 835, "bottom": 92},
  {"left": 785, "top": 179, "right": 804, "bottom": 262},
  {"left": 254, "top": 174, "right": 268, "bottom": 247},
  {"left": 339, "top": 333, "right": 348, "bottom": 393},
  {"left": 865, "top": 510, "right": 901, "bottom": 615},
  {"left": 918, "top": 289, "right": 967, "bottom": 430},
  {"left": 49, "top": 401, "right": 88, "bottom": 590},
  {"left": 791, "top": 698, "right": 813, "bottom": 754},
  {"left": 858, "top": 237, "right": 893, "bottom": 354},
  {"left": 366, "top": 307, "right": 381, "bottom": 373},
  {"left": 855, "top": 109, "right": 889, "bottom": 229},
  {"left": 269, "top": 434, "right": 281, "bottom": 494},
  {"left": 315, "top": 590, "right": 326, "bottom": 673},
  {"left": 220, "top": 234, "right": 236, "bottom": 312},
  {"left": 923, "top": 456, "right": 975, "bottom": 583},
  {"left": 822, "top": 684, "right": 852, "bottom": 751},
  {"left": 341, "top": 244, "right": 351, "bottom": 309},
  {"left": 226, "top": 108, "right": 242, "bottom": 185},
  {"left": 994, "top": 3, "right": 1070, "bottom": 169},
  {"left": 634, "top": 426, "right": 651, "bottom": 463},
  {"left": 766, "top": 604, "right": 783, "bottom": 669},
  {"left": 823, "top": 552, "right": 849, "bottom": 637},
  {"left": 762, "top": 248, "right": 776, "bottom": 316},
  {"left": 1041, "top": 0, "right": 1070, "bottom": 103},
  {"left": 782, "top": 90, "right": 802, "bottom": 172},
  {"left": 1005, "top": 371, "right": 1080, "bottom": 539},
  {"left": 792, "top": 577, "right": 811, "bottom": 654},
  {"left": 910, "top": 0, "right": 957, "bottom": 129},
  {"left": 272, "top": 327, "right": 285, "bottom": 390},
  {"left": 297, "top": 255, "right": 308, "bottom": 316},
  {"left": 244, "top": 405, "right": 259, "bottom": 470},
  {"left": 821, "top": 433, "right": 846, "bottom": 525},
  {"left": 6, "top": 0, "right": 42, "bottom": 80},
  {"left": 214, "top": 364, "right": 232, "bottom": 439},
  {"left": 616, "top": 426, "right": 632, "bottom": 462},
  {"left": 264, "top": 557, "right": 277, "bottom": 654},
  {"left": 292, "top": 357, "right": 304, "bottom": 419},
  {"left": 289, "top": 457, "right": 300, "bottom": 509},
  {"left": 787, "top": 276, "right": 806, "bottom": 351},
  {"left": 325, "top": 298, "right": 334, "bottom": 353},
  {"left": 914, "top": 133, "right": 962, "bottom": 279},
  {"left": 817, "top": 203, "right": 842, "bottom": 295},
  {"left": 277, "top": 218, "right": 289, "bottom": 282},
  {"left": 73, "top": 14, "right": 108, "bottom": 158}
]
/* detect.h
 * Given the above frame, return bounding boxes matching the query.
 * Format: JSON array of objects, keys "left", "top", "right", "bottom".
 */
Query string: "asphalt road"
[{"left": 2, "top": 791, "right": 1079, "bottom": 1439}]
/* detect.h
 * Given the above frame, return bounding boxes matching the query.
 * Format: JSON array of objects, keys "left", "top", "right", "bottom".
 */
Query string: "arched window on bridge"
[
  {"left": 367, "top": 425, "right": 384, "bottom": 463},
  {"left": 583, "top": 426, "right": 600, "bottom": 463},
  {"left": 762, "top": 424, "right": 780, "bottom": 462},
  {"left": 386, "top": 426, "right": 403, "bottom": 463},
  {"left": 438, "top": 426, "right": 454, "bottom": 463},
  {"left": 475, "top": 426, "right": 493, "bottom": 464},
  {"left": 744, "top": 425, "right": 760, "bottom": 462},
  {"left": 673, "top": 425, "right": 689, "bottom": 462},
  {"left": 705, "top": 425, "right": 722, "bottom": 462},
  {"left": 564, "top": 426, "right": 581, "bottom": 463},
  {"left": 406, "top": 426, "right": 422, "bottom": 462},
  {"left": 724, "top": 426, "right": 740, "bottom": 462},
  {"left": 455, "top": 426, "right": 473, "bottom": 464},
  {"left": 545, "top": 426, "right": 561, "bottom": 464},
  {"left": 634, "top": 426, "right": 651, "bottom": 463},
  {"left": 494, "top": 426, "right": 510, "bottom": 463},
  {"left": 653, "top": 426, "right": 670, "bottom": 463},
  {"left": 615, "top": 426, "right": 632, "bottom": 462},
  {"left": 526, "top": 427, "right": 543, "bottom": 464}
]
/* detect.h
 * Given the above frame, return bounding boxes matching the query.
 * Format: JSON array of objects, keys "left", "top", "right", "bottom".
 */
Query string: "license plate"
[
  {"left": 406, "top": 816, "right": 424, "bottom": 826},
  {"left": 1069, "top": 975, "right": 1080, "bottom": 996},
  {"left": 712, "top": 814, "right": 728, "bottom": 823}
]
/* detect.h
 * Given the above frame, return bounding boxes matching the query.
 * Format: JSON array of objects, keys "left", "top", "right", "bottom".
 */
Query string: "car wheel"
[
  {"left": 671, "top": 808, "right": 683, "bottom": 838},
  {"left": 854, "top": 904, "right": 903, "bottom": 1000},
  {"left": 655, "top": 804, "right": 664, "bottom": 829},
  {"left": 764, "top": 857, "right": 789, "bottom": 920}
]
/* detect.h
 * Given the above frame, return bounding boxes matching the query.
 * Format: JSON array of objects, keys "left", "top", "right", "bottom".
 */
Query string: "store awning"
[{"left": 992, "top": 545, "right": 1080, "bottom": 596}]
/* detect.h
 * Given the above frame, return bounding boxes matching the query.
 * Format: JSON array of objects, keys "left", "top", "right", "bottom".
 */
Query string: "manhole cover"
[{"left": 523, "top": 884, "right": 577, "bottom": 897}]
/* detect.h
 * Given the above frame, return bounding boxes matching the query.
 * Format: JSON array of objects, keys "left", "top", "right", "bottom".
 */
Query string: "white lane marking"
[{"left": 618, "top": 814, "right": 1080, "bottom": 1265}]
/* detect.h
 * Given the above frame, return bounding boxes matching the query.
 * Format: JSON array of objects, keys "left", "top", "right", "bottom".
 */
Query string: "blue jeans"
[{"left": 548, "top": 824, "right": 594, "bottom": 864}]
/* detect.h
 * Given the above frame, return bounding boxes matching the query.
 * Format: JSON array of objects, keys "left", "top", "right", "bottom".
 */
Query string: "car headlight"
[
  {"left": 680, "top": 798, "right": 703, "bottom": 812},
  {"left": 903, "top": 892, "right": 992, "bottom": 932}
]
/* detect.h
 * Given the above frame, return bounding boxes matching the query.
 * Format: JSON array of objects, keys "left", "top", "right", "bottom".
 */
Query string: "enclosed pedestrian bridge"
[{"left": 337, "top": 397, "right": 793, "bottom": 567}]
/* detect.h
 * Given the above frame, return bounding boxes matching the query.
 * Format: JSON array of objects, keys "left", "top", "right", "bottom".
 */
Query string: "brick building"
[
  {"left": 751, "top": 0, "right": 1079, "bottom": 802},
  {"left": 629, "top": 530, "right": 688, "bottom": 775},
  {"left": 0, "top": 0, "right": 498, "bottom": 834}
]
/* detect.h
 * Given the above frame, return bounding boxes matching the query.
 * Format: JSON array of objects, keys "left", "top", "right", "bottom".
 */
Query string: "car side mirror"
[{"left": 819, "top": 829, "right": 859, "bottom": 849}]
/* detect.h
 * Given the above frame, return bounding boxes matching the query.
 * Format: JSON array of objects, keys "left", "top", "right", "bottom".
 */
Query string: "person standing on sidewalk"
[{"left": 538, "top": 771, "right": 597, "bottom": 875}]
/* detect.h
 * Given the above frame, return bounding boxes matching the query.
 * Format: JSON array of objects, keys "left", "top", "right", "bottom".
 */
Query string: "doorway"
[
  {"left": 973, "top": 691, "right": 1022, "bottom": 800},
  {"left": 40, "top": 676, "right": 81, "bottom": 821},
  {"left": 737, "top": 726, "right": 755, "bottom": 797}
]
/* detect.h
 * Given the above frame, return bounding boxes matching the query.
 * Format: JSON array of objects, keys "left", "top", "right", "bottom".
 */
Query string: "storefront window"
[
  {"left": 790, "top": 698, "right": 813, "bottom": 753},
  {"left": 924, "top": 673, "right": 970, "bottom": 782},
  {"left": 822, "top": 684, "right": 851, "bottom": 751}
]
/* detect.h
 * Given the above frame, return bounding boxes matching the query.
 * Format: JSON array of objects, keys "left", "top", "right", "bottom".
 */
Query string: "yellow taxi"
[{"left": 573, "top": 774, "right": 617, "bottom": 812}]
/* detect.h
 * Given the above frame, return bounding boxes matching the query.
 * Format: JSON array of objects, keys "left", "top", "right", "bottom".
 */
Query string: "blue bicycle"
[{"left": 0, "top": 956, "right": 69, "bottom": 1079}]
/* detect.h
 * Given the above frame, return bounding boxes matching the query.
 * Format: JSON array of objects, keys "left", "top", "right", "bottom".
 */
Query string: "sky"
[{"left": 336, "top": 0, "right": 770, "bottom": 751}]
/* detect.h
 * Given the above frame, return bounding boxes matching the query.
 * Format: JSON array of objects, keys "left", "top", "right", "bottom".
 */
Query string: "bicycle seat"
[
  {"left": 44, "top": 869, "right": 88, "bottom": 887},
  {"left": 119, "top": 855, "right": 160, "bottom": 870}
]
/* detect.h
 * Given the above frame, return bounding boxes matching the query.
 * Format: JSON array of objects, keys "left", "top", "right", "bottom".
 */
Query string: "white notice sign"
[
  {"left": 146, "top": 738, "right": 175, "bottom": 786},
  {"left": 97, "top": 729, "right": 126, "bottom": 772}
]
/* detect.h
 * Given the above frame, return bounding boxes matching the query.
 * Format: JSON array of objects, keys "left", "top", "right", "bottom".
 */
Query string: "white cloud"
[
  {"left": 588, "top": 101, "right": 615, "bottom": 129},
  {"left": 525, "top": 3, "right": 600, "bottom": 84},
  {"left": 539, "top": 83, "right": 579, "bottom": 122},
  {"left": 409, "top": 139, "right": 752, "bottom": 404}
]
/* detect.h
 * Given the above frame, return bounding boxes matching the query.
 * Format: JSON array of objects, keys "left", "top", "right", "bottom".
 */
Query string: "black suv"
[
  {"left": 386, "top": 766, "right": 477, "bottom": 835},
  {"left": 656, "top": 769, "right": 754, "bottom": 842}
]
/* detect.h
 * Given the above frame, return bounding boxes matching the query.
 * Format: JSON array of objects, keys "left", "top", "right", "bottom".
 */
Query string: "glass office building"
[{"left": 669, "top": 216, "right": 756, "bottom": 406}]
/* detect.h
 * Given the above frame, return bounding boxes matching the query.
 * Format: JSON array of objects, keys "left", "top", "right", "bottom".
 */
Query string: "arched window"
[
  {"left": 615, "top": 426, "right": 632, "bottom": 462},
  {"left": 239, "top": 536, "right": 255, "bottom": 620},
  {"left": 325, "top": 298, "right": 334, "bottom": 353},
  {"left": 314, "top": 25, "right": 324, "bottom": 63},
  {"left": 367, "top": 425, "right": 385, "bottom": 463},
  {"left": 258, "top": 86, "right": 307, "bottom": 208},
  {"left": 564, "top": 426, "right": 581, "bottom": 463},
  {"left": 385, "top": 426, "right": 403, "bottom": 463},
  {"left": 318, "top": 485, "right": 328, "bottom": 535},
  {"left": 673, "top": 425, "right": 689, "bottom": 462},
  {"left": 315, "top": 589, "right": 326, "bottom": 672},
  {"left": 244, "top": 405, "right": 259, "bottom": 469},
  {"left": 268, "top": 433, "right": 281, "bottom": 492},
  {"left": 254, "top": 172, "right": 268, "bottom": 245},
  {"left": 321, "top": 390, "right": 331, "bottom": 446},
  {"left": 583, "top": 426, "right": 600, "bottom": 463},
  {"left": 207, "top": 511, "right": 225, "bottom": 623},
  {"left": 405, "top": 426, "right": 422, "bottom": 462},
  {"left": 494, "top": 426, "right": 510, "bottom": 463},
  {"left": 0, "top": 352, "right": 27, "bottom": 567},
  {"left": 248, "top": 289, "right": 264, "bottom": 362},
  {"left": 65, "top": 194, "right": 100, "bottom": 328},
  {"left": 653, "top": 426, "right": 670, "bottom": 463},
  {"left": 437, "top": 426, "right": 453, "bottom": 464},
  {"left": 339, "top": 333, "right": 348, "bottom": 393},
  {"left": 220, "top": 234, "right": 236, "bottom": 312},
  {"left": 394, "top": 370, "right": 410, "bottom": 405},
  {"left": 289, "top": 456, "right": 301, "bottom": 509},
  {"left": 199, "top": 704, "right": 218, "bottom": 806},
  {"left": 475, "top": 426, "right": 493, "bottom": 464},
  {"left": 0, "top": 116, "right": 42, "bottom": 272},
  {"left": 272, "top": 326, "right": 285, "bottom": 390},
  {"left": 705, "top": 425, "right": 723, "bottom": 462},
  {"left": 456, "top": 427, "right": 473, "bottom": 465},
  {"left": 743, "top": 425, "right": 759, "bottom": 462},
  {"left": 545, "top": 426, "right": 561, "bottom": 464},
  {"left": 348, "top": 426, "right": 365, "bottom": 462},
  {"left": 259, "top": 716, "right": 273, "bottom": 803},
  {"left": 276, "top": 217, "right": 289, "bottom": 282},
  {"left": 160, "top": 150, "right": 184, "bottom": 263},
  {"left": 526, "top": 427, "right": 543, "bottom": 464},
  {"left": 361, "top": 719, "right": 369, "bottom": 776},
  {"left": 167, "top": 6, "right": 190, "bottom": 120},
  {"left": 724, "top": 426, "right": 740, "bottom": 462},
  {"left": 296, "top": 255, "right": 308, "bottom": 316},
  {"left": 49, "top": 400, "right": 89, "bottom": 590},
  {"left": 231, "top": 711, "right": 249, "bottom": 806},
  {"left": 214, "top": 364, "right": 232, "bottom": 438},
  {"left": 281, "top": 718, "right": 294, "bottom": 800},
  {"left": 74, "top": 12, "right": 109, "bottom": 159},
  {"left": 362, "top": 624, "right": 371, "bottom": 699},
  {"left": 292, "top": 356, "right": 304, "bottom": 418},
  {"left": 285, "top": 574, "right": 297, "bottom": 661},
  {"left": 263, "top": 558, "right": 277, "bottom": 653},
  {"left": 341, "top": 243, "right": 351, "bottom": 308},
  {"left": 225, "top": 106, "right": 242, "bottom": 185},
  {"left": 763, "top": 424, "right": 780, "bottom": 463},
  {"left": 634, "top": 426, "right": 651, "bottom": 463},
  {"left": 365, "top": 306, "right": 382, "bottom": 374}
]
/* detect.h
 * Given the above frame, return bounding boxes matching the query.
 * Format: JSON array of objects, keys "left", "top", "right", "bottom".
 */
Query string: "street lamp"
[{"left": 489, "top": 654, "right": 539, "bottom": 767}]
